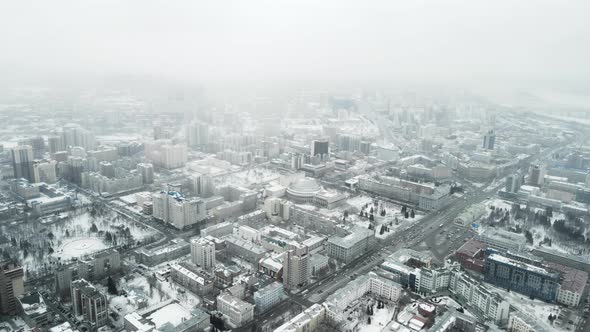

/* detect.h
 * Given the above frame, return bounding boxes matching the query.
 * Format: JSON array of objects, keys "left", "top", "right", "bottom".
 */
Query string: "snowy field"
[
  {"left": 357, "top": 304, "right": 396, "bottom": 332},
  {"left": 57, "top": 237, "right": 109, "bottom": 260},
  {"left": 345, "top": 195, "right": 424, "bottom": 239},
  {"left": 1, "top": 207, "right": 159, "bottom": 278}
]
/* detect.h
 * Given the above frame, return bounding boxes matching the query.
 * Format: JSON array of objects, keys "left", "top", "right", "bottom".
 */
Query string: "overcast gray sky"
[{"left": 1, "top": 0, "right": 589, "bottom": 90}]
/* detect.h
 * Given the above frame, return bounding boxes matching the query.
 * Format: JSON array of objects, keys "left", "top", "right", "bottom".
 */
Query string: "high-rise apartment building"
[
  {"left": 19, "top": 137, "right": 45, "bottom": 159},
  {"left": 32, "top": 160, "right": 57, "bottom": 184},
  {"left": 528, "top": 164, "right": 546, "bottom": 187},
  {"left": 48, "top": 135, "right": 66, "bottom": 154},
  {"left": 191, "top": 237, "right": 216, "bottom": 270},
  {"left": 483, "top": 129, "right": 496, "bottom": 150},
  {"left": 187, "top": 121, "right": 209, "bottom": 148},
  {"left": 11, "top": 145, "right": 35, "bottom": 182},
  {"left": 136, "top": 163, "right": 154, "bottom": 184},
  {"left": 144, "top": 141, "right": 187, "bottom": 169}
]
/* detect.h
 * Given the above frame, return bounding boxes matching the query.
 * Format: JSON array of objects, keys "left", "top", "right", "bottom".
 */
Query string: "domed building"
[{"left": 286, "top": 177, "right": 346, "bottom": 208}]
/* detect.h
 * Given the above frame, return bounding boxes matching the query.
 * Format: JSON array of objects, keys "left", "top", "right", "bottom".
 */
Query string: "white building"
[
  {"left": 152, "top": 190, "right": 206, "bottom": 229},
  {"left": 507, "top": 311, "right": 543, "bottom": 332},
  {"left": 283, "top": 243, "right": 309, "bottom": 290},
  {"left": 33, "top": 160, "right": 57, "bottom": 184},
  {"left": 418, "top": 267, "right": 452, "bottom": 294},
  {"left": 190, "top": 237, "right": 216, "bottom": 270},
  {"left": 273, "top": 304, "right": 325, "bottom": 332},
  {"left": 253, "top": 282, "right": 285, "bottom": 313},
  {"left": 449, "top": 268, "right": 510, "bottom": 324},
  {"left": 216, "top": 293, "right": 255, "bottom": 328},
  {"left": 324, "top": 272, "right": 401, "bottom": 325},
  {"left": 144, "top": 141, "right": 187, "bottom": 169},
  {"left": 326, "top": 226, "right": 374, "bottom": 263},
  {"left": 235, "top": 225, "right": 262, "bottom": 243}
]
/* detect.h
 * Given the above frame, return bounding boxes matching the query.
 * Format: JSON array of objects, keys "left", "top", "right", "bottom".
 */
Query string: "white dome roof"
[{"left": 287, "top": 178, "right": 322, "bottom": 196}]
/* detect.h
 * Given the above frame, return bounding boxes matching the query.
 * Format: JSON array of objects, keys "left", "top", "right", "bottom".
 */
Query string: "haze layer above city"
[{"left": 0, "top": 2, "right": 590, "bottom": 332}]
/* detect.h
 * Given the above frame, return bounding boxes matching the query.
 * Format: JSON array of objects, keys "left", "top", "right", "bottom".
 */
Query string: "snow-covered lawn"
[
  {"left": 345, "top": 195, "right": 424, "bottom": 239},
  {"left": 57, "top": 237, "right": 108, "bottom": 260},
  {"left": 1, "top": 208, "right": 159, "bottom": 279},
  {"left": 357, "top": 305, "right": 396, "bottom": 332}
]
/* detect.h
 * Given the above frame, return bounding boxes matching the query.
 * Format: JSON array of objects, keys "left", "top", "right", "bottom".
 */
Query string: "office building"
[
  {"left": 170, "top": 263, "right": 214, "bottom": 296},
  {"left": 326, "top": 226, "right": 374, "bottom": 263},
  {"left": 18, "top": 292, "right": 49, "bottom": 329},
  {"left": 191, "top": 237, "right": 216, "bottom": 270},
  {"left": 505, "top": 172, "right": 523, "bottom": 193},
  {"left": 253, "top": 282, "right": 285, "bottom": 313},
  {"left": 477, "top": 229, "right": 526, "bottom": 252},
  {"left": 216, "top": 293, "right": 255, "bottom": 328},
  {"left": 310, "top": 139, "right": 329, "bottom": 158},
  {"left": 484, "top": 253, "right": 560, "bottom": 302},
  {"left": 283, "top": 243, "right": 309, "bottom": 290},
  {"left": 71, "top": 279, "right": 108, "bottom": 328},
  {"left": 225, "top": 235, "right": 268, "bottom": 264},
  {"left": 11, "top": 145, "right": 35, "bottom": 182},
  {"left": 0, "top": 261, "right": 24, "bottom": 315},
  {"left": 483, "top": 129, "right": 496, "bottom": 150},
  {"left": 528, "top": 164, "right": 546, "bottom": 186},
  {"left": 134, "top": 239, "right": 190, "bottom": 267},
  {"left": 358, "top": 175, "right": 450, "bottom": 210}
]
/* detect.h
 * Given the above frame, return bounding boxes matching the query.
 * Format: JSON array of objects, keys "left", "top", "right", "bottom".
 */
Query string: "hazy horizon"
[{"left": 1, "top": 0, "right": 589, "bottom": 97}]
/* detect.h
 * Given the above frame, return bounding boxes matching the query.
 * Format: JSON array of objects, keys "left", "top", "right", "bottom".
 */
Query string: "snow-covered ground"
[
  {"left": 357, "top": 304, "right": 396, "bottom": 332},
  {"left": 1, "top": 207, "right": 158, "bottom": 278},
  {"left": 57, "top": 237, "right": 109, "bottom": 260},
  {"left": 107, "top": 270, "right": 201, "bottom": 329},
  {"left": 486, "top": 283, "right": 563, "bottom": 332},
  {"left": 345, "top": 195, "right": 424, "bottom": 239}
]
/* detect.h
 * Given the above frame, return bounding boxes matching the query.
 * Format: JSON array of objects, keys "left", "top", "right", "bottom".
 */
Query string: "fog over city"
[{"left": 0, "top": 2, "right": 590, "bottom": 332}]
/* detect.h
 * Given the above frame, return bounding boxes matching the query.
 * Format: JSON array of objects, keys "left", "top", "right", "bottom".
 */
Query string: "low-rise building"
[
  {"left": 135, "top": 239, "right": 190, "bottom": 267},
  {"left": 253, "top": 282, "right": 285, "bottom": 314},
  {"left": 170, "top": 263, "right": 215, "bottom": 296},
  {"left": 449, "top": 268, "right": 510, "bottom": 324},
  {"left": 326, "top": 226, "right": 374, "bottom": 263},
  {"left": 273, "top": 304, "right": 325, "bottom": 332},
  {"left": 18, "top": 292, "right": 49, "bottom": 329},
  {"left": 225, "top": 235, "right": 268, "bottom": 264},
  {"left": 324, "top": 272, "right": 401, "bottom": 326},
  {"left": 216, "top": 293, "right": 255, "bottom": 328}
]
